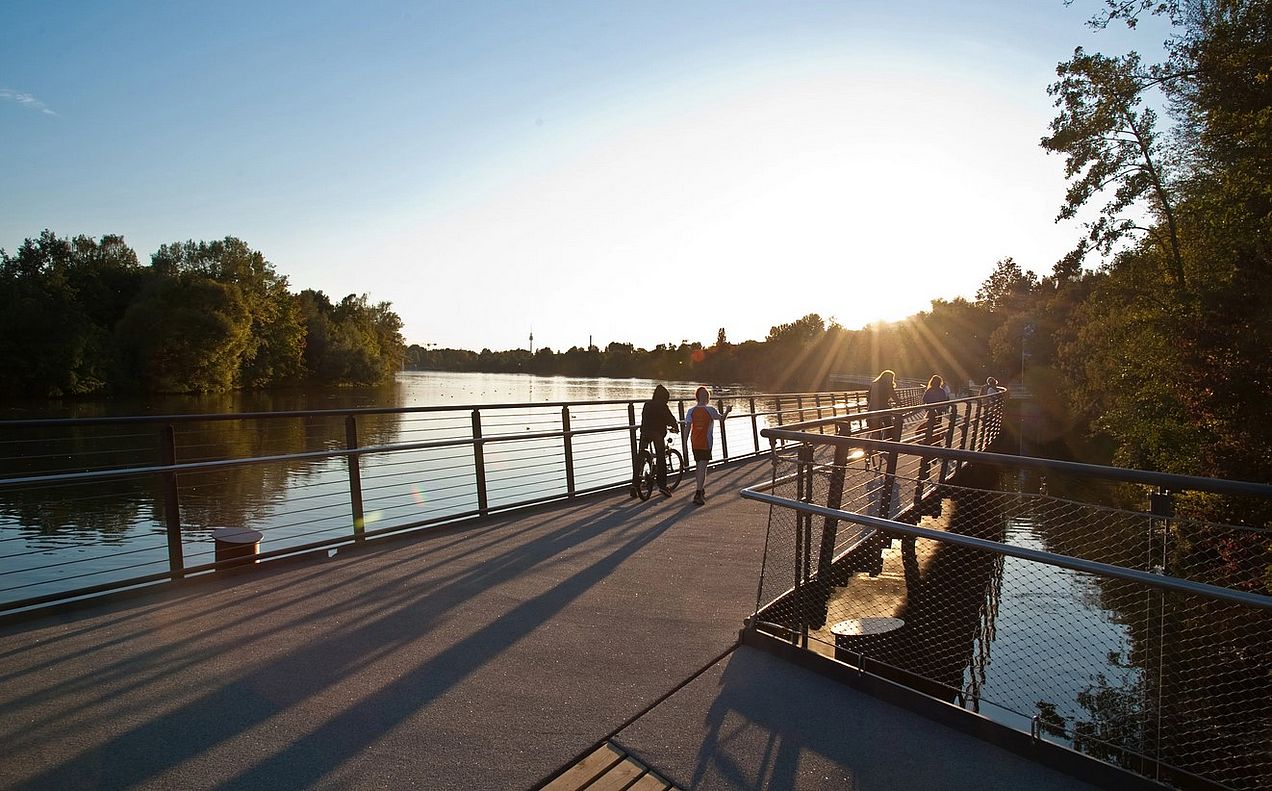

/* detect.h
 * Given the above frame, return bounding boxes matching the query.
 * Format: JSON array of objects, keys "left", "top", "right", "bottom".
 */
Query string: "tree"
[
  {"left": 975, "top": 258, "right": 1038, "bottom": 313},
  {"left": 1043, "top": 48, "right": 1185, "bottom": 287},
  {"left": 152, "top": 238, "right": 305, "bottom": 388},
  {"left": 115, "top": 274, "right": 253, "bottom": 393},
  {"left": 0, "top": 231, "right": 144, "bottom": 396}
]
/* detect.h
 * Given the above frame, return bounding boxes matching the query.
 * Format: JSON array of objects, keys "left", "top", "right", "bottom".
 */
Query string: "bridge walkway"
[{"left": 0, "top": 454, "right": 1092, "bottom": 791}]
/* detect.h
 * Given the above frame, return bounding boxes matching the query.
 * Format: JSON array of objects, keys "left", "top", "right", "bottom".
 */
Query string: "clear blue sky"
[{"left": 2, "top": 1, "right": 1167, "bottom": 350}]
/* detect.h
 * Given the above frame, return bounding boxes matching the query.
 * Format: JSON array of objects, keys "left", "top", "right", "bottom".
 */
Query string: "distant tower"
[
  {"left": 529, "top": 330, "right": 534, "bottom": 354},
  {"left": 589, "top": 334, "right": 593, "bottom": 350}
]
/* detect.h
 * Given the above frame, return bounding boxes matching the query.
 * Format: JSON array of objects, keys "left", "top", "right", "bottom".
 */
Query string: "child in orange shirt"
[{"left": 683, "top": 386, "right": 731, "bottom": 505}]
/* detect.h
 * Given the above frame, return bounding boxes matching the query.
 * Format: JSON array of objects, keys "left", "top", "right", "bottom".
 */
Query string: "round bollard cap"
[
  {"left": 830, "top": 617, "right": 904, "bottom": 636},
  {"left": 211, "top": 527, "right": 263, "bottom": 544}
]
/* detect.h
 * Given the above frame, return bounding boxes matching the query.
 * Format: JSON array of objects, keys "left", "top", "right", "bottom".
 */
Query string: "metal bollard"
[{"left": 212, "top": 527, "right": 262, "bottom": 568}]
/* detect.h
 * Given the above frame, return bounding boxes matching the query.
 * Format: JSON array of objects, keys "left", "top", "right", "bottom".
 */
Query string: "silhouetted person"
[
  {"left": 921, "top": 374, "right": 950, "bottom": 434},
  {"left": 980, "top": 376, "right": 1002, "bottom": 395},
  {"left": 866, "top": 369, "right": 899, "bottom": 463},
  {"left": 631, "top": 384, "right": 679, "bottom": 498}
]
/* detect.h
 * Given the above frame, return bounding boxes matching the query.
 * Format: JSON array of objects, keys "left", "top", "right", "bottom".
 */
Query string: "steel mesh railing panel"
[{"left": 749, "top": 446, "right": 1272, "bottom": 790}]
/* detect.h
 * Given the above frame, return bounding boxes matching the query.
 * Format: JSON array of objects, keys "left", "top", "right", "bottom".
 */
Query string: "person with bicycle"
[
  {"left": 685, "top": 385, "right": 731, "bottom": 505},
  {"left": 631, "top": 384, "right": 679, "bottom": 498}
]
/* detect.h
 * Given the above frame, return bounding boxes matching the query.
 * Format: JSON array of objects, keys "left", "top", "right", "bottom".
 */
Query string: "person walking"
[
  {"left": 867, "top": 369, "right": 899, "bottom": 444},
  {"left": 684, "top": 386, "right": 730, "bottom": 505},
  {"left": 631, "top": 384, "right": 679, "bottom": 498},
  {"left": 921, "top": 374, "right": 950, "bottom": 436}
]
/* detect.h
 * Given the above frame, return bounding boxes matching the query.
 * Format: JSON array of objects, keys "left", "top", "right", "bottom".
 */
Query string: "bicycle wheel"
[
  {"left": 637, "top": 454, "right": 655, "bottom": 500},
  {"left": 664, "top": 448, "right": 685, "bottom": 491}
]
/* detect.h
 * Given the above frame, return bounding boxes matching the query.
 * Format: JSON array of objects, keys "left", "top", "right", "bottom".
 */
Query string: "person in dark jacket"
[{"left": 631, "top": 384, "right": 679, "bottom": 497}]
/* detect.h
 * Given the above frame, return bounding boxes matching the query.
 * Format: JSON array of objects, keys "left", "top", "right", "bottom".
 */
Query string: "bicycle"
[{"left": 635, "top": 428, "right": 685, "bottom": 500}]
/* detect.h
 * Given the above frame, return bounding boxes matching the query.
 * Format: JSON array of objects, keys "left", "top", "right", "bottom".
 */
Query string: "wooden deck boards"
[{"left": 542, "top": 741, "right": 678, "bottom": 791}]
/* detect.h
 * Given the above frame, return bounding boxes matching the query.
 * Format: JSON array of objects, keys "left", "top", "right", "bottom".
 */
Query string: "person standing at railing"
[
  {"left": 685, "top": 385, "right": 730, "bottom": 505},
  {"left": 920, "top": 374, "right": 950, "bottom": 437},
  {"left": 867, "top": 370, "right": 898, "bottom": 432},
  {"left": 631, "top": 384, "right": 680, "bottom": 498},
  {"left": 980, "top": 376, "right": 1003, "bottom": 395}
]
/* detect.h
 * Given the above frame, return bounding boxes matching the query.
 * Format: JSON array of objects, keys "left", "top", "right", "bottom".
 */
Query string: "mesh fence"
[{"left": 751, "top": 446, "right": 1272, "bottom": 790}]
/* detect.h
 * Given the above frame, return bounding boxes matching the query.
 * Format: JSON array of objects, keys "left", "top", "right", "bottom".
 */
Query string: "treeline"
[
  {"left": 0, "top": 232, "right": 405, "bottom": 395},
  {"left": 407, "top": 305, "right": 1010, "bottom": 394}
]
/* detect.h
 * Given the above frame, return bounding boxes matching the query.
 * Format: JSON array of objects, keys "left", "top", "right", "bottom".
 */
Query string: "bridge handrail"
[
  {"left": 0, "top": 389, "right": 886, "bottom": 488},
  {"left": 761, "top": 427, "right": 1272, "bottom": 499},
  {"left": 773, "top": 391, "right": 1002, "bottom": 433},
  {"left": 2, "top": 387, "right": 931, "bottom": 614},
  {"left": 740, "top": 486, "right": 1272, "bottom": 612},
  {"left": 0, "top": 388, "right": 872, "bottom": 430}
]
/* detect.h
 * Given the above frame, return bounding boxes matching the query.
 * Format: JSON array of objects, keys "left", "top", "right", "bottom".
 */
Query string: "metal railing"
[
  {"left": 0, "top": 387, "right": 912, "bottom": 614},
  {"left": 741, "top": 424, "right": 1272, "bottom": 790}
]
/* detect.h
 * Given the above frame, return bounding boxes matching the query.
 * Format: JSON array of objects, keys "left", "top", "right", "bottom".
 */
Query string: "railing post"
[
  {"left": 775, "top": 397, "right": 783, "bottom": 428},
  {"left": 749, "top": 397, "right": 759, "bottom": 453},
  {"left": 796, "top": 395, "right": 804, "bottom": 425},
  {"left": 561, "top": 406, "right": 575, "bottom": 499},
  {"left": 969, "top": 399, "right": 983, "bottom": 453},
  {"left": 677, "top": 400, "right": 688, "bottom": 460},
  {"left": 345, "top": 415, "right": 365, "bottom": 540},
  {"left": 938, "top": 403, "right": 959, "bottom": 484},
  {"left": 796, "top": 443, "right": 814, "bottom": 648},
  {"left": 878, "top": 417, "right": 903, "bottom": 520},
  {"left": 815, "top": 436, "right": 852, "bottom": 626},
  {"left": 717, "top": 399, "right": 729, "bottom": 461},
  {"left": 914, "top": 413, "right": 937, "bottom": 508},
  {"left": 160, "top": 425, "right": 184, "bottom": 578},
  {"left": 814, "top": 394, "right": 824, "bottom": 433},
  {"left": 472, "top": 409, "right": 488, "bottom": 516},
  {"left": 628, "top": 402, "right": 638, "bottom": 470}
]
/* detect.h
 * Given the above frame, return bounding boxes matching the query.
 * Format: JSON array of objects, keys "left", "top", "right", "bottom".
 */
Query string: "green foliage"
[
  {"left": 116, "top": 274, "right": 253, "bottom": 393},
  {"left": 152, "top": 238, "right": 306, "bottom": 388},
  {"left": 0, "top": 231, "right": 144, "bottom": 396},
  {"left": 297, "top": 290, "right": 404, "bottom": 385},
  {"left": 0, "top": 232, "right": 405, "bottom": 396}
]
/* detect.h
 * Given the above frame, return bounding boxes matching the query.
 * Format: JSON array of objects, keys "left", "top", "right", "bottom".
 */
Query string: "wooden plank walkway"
[{"left": 542, "top": 742, "right": 679, "bottom": 791}]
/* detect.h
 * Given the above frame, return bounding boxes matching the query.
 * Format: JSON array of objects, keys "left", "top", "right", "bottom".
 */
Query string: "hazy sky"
[{"left": 2, "top": 1, "right": 1166, "bottom": 351}]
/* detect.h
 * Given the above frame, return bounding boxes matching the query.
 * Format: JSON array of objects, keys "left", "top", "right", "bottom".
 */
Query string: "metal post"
[
  {"left": 160, "top": 425, "right": 184, "bottom": 578},
  {"left": 561, "top": 406, "right": 575, "bottom": 498},
  {"left": 914, "top": 414, "right": 937, "bottom": 507},
  {"left": 815, "top": 440, "right": 851, "bottom": 624},
  {"left": 969, "top": 399, "right": 982, "bottom": 453},
  {"left": 750, "top": 397, "right": 760, "bottom": 453},
  {"left": 797, "top": 443, "right": 814, "bottom": 648},
  {"left": 938, "top": 403, "right": 958, "bottom": 484},
  {"left": 775, "top": 397, "right": 783, "bottom": 428},
  {"left": 345, "top": 415, "right": 365, "bottom": 540},
  {"left": 814, "top": 394, "right": 824, "bottom": 433},
  {"left": 472, "top": 409, "right": 488, "bottom": 516},
  {"left": 717, "top": 399, "right": 729, "bottom": 460},
  {"left": 793, "top": 443, "right": 807, "bottom": 646},
  {"left": 677, "top": 400, "right": 687, "bottom": 460},
  {"left": 796, "top": 395, "right": 804, "bottom": 425},
  {"left": 628, "top": 402, "right": 638, "bottom": 467},
  {"left": 878, "top": 418, "right": 903, "bottom": 520}
]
